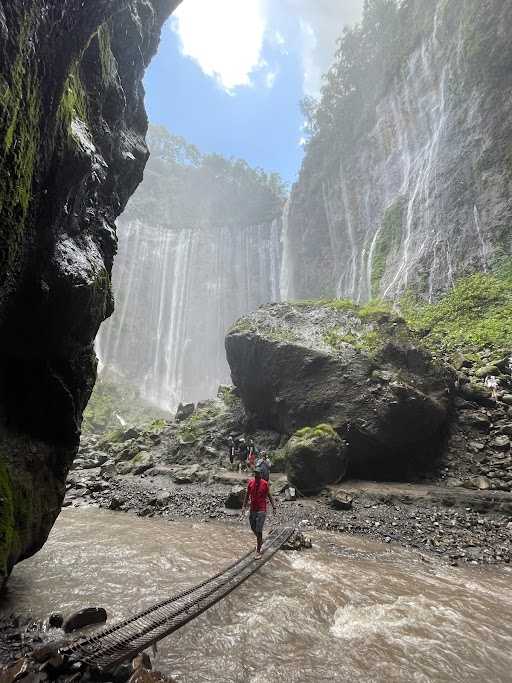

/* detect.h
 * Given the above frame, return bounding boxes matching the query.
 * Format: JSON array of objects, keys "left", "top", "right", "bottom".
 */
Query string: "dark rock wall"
[
  {"left": 283, "top": 0, "right": 512, "bottom": 302},
  {"left": 0, "top": 0, "right": 178, "bottom": 582}
]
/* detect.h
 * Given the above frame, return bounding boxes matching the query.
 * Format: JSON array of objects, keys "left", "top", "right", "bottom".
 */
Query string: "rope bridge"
[{"left": 60, "top": 522, "right": 297, "bottom": 671}]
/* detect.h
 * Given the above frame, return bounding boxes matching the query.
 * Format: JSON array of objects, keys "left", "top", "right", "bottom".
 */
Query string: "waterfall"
[
  {"left": 97, "top": 217, "right": 282, "bottom": 411},
  {"left": 286, "top": 0, "right": 506, "bottom": 302},
  {"left": 279, "top": 199, "right": 292, "bottom": 301}
]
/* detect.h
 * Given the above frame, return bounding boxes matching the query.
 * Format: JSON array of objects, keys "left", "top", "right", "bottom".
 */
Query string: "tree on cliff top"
[{"left": 129, "top": 125, "right": 287, "bottom": 229}]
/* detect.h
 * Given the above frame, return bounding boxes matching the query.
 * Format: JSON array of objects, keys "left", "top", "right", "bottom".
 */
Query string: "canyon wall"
[
  {"left": 0, "top": 0, "right": 177, "bottom": 582},
  {"left": 284, "top": 0, "right": 512, "bottom": 302}
]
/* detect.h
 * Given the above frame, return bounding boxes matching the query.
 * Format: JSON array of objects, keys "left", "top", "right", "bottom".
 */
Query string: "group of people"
[
  {"left": 227, "top": 436, "right": 271, "bottom": 478},
  {"left": 227, "top": 436, "right": 275, "bottom": 559}
]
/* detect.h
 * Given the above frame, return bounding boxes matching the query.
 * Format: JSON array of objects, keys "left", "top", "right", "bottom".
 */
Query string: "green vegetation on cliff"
[
  {"left": 371, "top": 200, "right": 404, "bottom": 297},
  {"left": 400, "top": 270, "right": 512, "bottom": 355},
  {"left": 83, "top": 378, "right": 170, "bottom": 434},
  {"left": 0, "top": 9, "right": 40, "bottom": 295}
]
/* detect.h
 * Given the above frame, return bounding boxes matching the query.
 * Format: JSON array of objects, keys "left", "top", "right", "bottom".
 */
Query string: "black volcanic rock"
[
  {"left": 0, "top": 0, "right": 178, "bottom": 584},
  {"left": 226, "top": 302, "right": 455, "bottom": 478}
]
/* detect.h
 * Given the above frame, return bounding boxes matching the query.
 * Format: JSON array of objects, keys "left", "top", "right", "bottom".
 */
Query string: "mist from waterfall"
[{"left": 97, "top": 126, "right": 284, "bottom": 411}]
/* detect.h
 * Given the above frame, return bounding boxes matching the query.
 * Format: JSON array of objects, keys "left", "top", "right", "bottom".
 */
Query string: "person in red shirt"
[{"left": 241, "top": 467, "right": 276, "bottom": 559}]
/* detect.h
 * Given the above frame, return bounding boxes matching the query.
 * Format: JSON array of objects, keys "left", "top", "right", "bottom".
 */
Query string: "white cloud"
[
  {"left": 265, "top": 68, "right": 279, "bottom": 89},
  {"left": 170, "top": 0, "right": 364, "bottom": 95},
  {"left": 171, "top": 0, "right": 267, "bottom": 91}
]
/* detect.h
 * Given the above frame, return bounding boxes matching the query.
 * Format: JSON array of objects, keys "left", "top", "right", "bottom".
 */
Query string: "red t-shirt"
[{"left": 247, "top": 478, "right": 269, "bottom": 512}]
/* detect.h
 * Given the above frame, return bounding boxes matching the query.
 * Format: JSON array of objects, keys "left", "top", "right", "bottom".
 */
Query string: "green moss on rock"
[
  {"left": 400, "top": 270, "right": 512, "bottom": 355},
  {"left": 371, "top": 199, "right": 404, "bottom": 298}
]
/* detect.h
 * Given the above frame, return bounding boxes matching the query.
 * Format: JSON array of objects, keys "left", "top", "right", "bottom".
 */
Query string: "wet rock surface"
[
  {"left": 0, "top": 0, "right": 177, "bottom": 583},
  {"left": 226, "top": 302, "right": 454, "bottom": 477}
]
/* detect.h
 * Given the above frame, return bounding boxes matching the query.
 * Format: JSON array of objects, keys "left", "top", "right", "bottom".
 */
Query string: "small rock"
[
  {"left": 468, "top": 441, "right": 485, "bottom": 452},
  {"left": 63, "top": 607, "right": 107, "bottom": 633},
  {"left": 48, "top": 612, "right": 64, "bottom": 629},
  {"left": 502, "top": 395, "right": 512, "bottom": 406},
  {"left": 284, "top": 486, "right": 297, "bottom": 501},
  {"left": 492, "top": 435, "right": 510, "bottom": 451},
  {"left": 328, "top": 492, "right": 353, "bottom": 510},
  {"left": 475, "top": 364, "right": 500, "bottom": 378},
  {"left": 109, "top": 496, "right": 123, "bottom": 510},
  {"left": 176, "top": 403, "right": 195, "bottom": 421},
  {"left": 476, "top": 476, "right": 491, "bottom": 490},
  {"left": 225, "top": 485, "right": 246, "bottom": 509}
]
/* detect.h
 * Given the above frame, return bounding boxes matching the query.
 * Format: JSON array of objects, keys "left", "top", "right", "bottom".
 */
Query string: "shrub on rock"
[{"left": 284, "top": 424, "right": 347, "bottom": 495}]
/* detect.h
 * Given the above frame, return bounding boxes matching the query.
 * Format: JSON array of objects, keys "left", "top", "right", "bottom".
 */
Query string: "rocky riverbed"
[{"left": 65, "top": 460, "right": 512, "bottom": 568}]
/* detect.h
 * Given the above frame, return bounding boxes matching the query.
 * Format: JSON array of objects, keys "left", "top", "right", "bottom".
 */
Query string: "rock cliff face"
[
  {"left": 0, "top": 0, "right": 177, "bottom": 582},
  {"left": 97, "top": 126, "right": 284, "bottom": 409},
  {"left": 283, "top": 0, "right": 512, "bottom": 302}
]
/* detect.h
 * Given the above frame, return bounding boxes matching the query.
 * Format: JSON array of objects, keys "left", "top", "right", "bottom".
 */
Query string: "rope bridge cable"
[{"left": 59, "top": 521, "right": 297, "bottom": 672}]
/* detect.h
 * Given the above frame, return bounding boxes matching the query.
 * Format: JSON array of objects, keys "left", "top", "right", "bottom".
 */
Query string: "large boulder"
[
  {"left": 284, "top": 425, "right": 348, "bottom": 494},
  {"left": 226, "top": 302, "right": 455, "bottom": 477}
]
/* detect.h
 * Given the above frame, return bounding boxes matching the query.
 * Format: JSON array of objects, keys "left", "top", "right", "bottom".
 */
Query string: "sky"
[{"left": 144, "top": 0, "right": 363, "bottom": 185}]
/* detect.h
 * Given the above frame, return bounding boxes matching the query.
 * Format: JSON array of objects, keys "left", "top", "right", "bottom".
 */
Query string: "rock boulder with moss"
[
  {"left": 284, "top": 424, "right": 347, "bottom": 494},
  {"left": 226, "top": 301, "right": 455, "bottom": 478}
]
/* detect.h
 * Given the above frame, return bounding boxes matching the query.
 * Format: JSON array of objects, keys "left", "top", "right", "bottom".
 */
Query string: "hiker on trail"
[
  {"left": 485, "top": 375, "right": 499, "bottom": 401},
  {"left": 247, "top": 446, "right": 256, "bottom": 471},
  {"left": 241, "top": 467, "right": 276, "bottom": 559},
  {"left": 256, "top": 451, "right": 272, "bottom": 482},
  {"left": 238, "top": 438, "right": 248, "bottom": 472},
  {"left": 227, "top": 436, "right": 235, "bottom": 467}
]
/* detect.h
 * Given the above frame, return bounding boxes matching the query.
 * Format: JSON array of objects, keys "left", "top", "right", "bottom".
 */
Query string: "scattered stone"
[
  {"left": 459, "top": 412, "right": 491, "bottom": 431},
  {"left": 176, "top": 403, "right": 195, "bottom": 421},
  {"left": 225, "top": 485, "right": 246, "bottom": 509},
  {"left": 63, "top": 607, "right": 107, "bottom": 633},
  {"left": 371, "top": 369, "right": 394, "bottom": 382},
  {"left": 328, "top": 492, "right": 353, "bottom": 510},
  {"left": 47, "top": 612, "right": 64, "bottom": 629},
  {"left": 475, "top": 364, "right": 500, "bottom": 379},
  {"left": 476, "top": 476, "right": 491, "bottom": 490},
  {"left": 468, "top": 441, "right": 485, "bottom": 452},
  {"left": 109, "top": 496, "right": 124, "bottom": 511},
  {"left": 492, "top": 435, "right": 511, "bottom": 451},
  {"left": 284, "top": 486, "right": 297, "bottom": 501}
]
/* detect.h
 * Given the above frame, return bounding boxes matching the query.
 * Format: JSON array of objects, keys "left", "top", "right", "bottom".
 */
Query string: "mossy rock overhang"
[
  {"left": 226, "top": 301, "right": 455, "bottom": 478},
  {"left": 0, "top": 0, "right": 177, "bottom": 583}
]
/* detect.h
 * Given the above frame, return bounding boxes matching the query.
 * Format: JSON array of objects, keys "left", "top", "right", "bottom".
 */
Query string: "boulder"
[
  {"left": 225, "top": 485, "right": 246, "bottom": 509},
  {"left": 132, "top": 452, "right": 154, "bottom": 475},
  {"left": 226, "top": 302, "right": 454, "bottom": 477},
  {"left": 459, "top": 412, "right": 491, "bottom": 431},
  {"left": 475, "top": 365, "right": 500, "bottom": 379},
  {"left": 176, "top": 403, "right": 195, "bottom": 422},
  {"left": 492, "top": 435, "right": 510, "bottom": 451},
  {"left": 63, "top": 607, "right": 107, "bottom": 633},
  {"left": 172, "top": 464, "right": 201, "bottom": 484},
  {"left": 328, "top": 492, "right": 353, "bottom": 510},
  {"left": 459, "top": 383, "right": 495, "bottom": 407},
  {"left": 284, "top": 424, "right": 348, "bottom": 495},
  {"left": 502, "top": 395, "right": 512, "bottom": 406}
]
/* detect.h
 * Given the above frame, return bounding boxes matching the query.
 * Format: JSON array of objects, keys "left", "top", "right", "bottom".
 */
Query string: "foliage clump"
[
  {"left": 83, "top": 378, "right": 170, "bottom": 434},
  {"left": 294, "top": 424, "right": 337, "bottom": 441},
  {"left": 400, "top": 271, "right": 512, "bottom": 355},
  {"left": 129, "top": 125, "right": 287, "bottom": 228}
]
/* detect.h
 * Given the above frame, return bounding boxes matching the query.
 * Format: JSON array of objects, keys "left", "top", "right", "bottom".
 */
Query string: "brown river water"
[{"left": 2, "top": 506, "right": 512, "bottom": 682}]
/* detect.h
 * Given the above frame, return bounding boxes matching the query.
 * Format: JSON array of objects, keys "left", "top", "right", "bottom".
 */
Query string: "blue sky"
[{"left": 144, "top": 0, "right": 363, "bottom": 186}]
